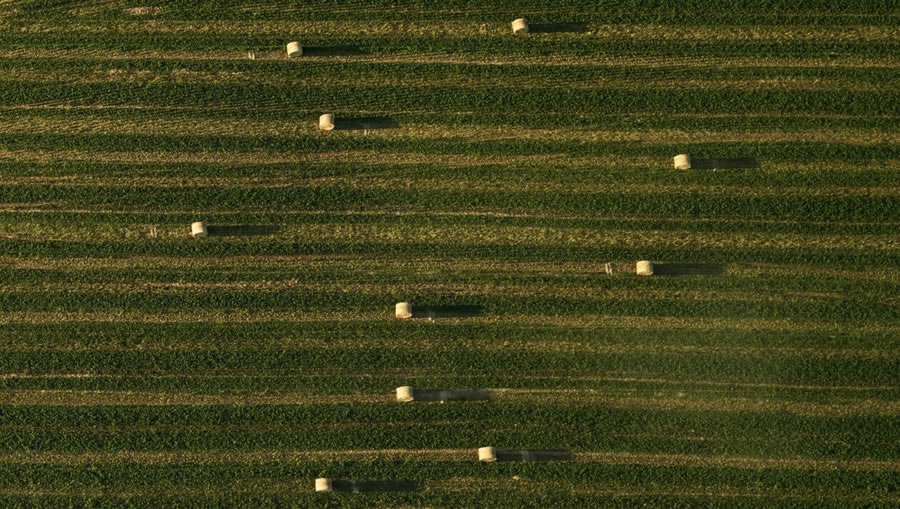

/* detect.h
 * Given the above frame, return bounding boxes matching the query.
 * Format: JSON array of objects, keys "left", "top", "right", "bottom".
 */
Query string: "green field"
[{"left": 0, "top": 0, "right": 898, "bottom": 506}]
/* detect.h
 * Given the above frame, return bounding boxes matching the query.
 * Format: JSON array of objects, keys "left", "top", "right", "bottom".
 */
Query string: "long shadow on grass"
[
  {"left": 205, "top": 225, "right": 280, "bottom": 237},
  {"left": 528, "top": 23, "right": 590, "bottom": 33},
  {"left": 410, "top": 305, "right": 483, "bottom": 319},
  {"left": 653, "top": 263, "right": 726, "bottom": 276},
  {"left": 328, "top": 480, "right": 422, "bottom": 493},
  {"left": 301, "top": 46, "right": 367, "bottom": 56},
  {"left": 690, "top": 158, "right": 759, "bottom": 170},
  {"left": 333, "top": 116, "right": 399, "bottom": 130}
]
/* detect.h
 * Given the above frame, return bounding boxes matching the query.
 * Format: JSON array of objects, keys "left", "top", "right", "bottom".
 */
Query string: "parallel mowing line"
[
  {"left": 435, "top": 480, "right": 899, "bottom": 502},
  {"left": 0, "top": 483, "right": 895, "bottom": 503},
  {"left": 2, "top": 372, "right": 894, "bottom": 393},
  {"left": 7, "top": 21, "right": 898, "bottom": 41},
  {"left": 3, "top": 106, "right": 896, "bottom": 121},
  {"left": 0, "top": 282, "right": 881, "bottom": 308},
  {"left": 1, "top": 50, "right": 898, "bottom": 69},
  {"left": 1, "top": 225, "right": 894, "bottom": 251},
  {"left": 4, "top": 176, "right": 898, "bottom": 197},
  {"left": 0, "top": 449, "right": 896, "bottom": 472},
  {"left": 8, "top": 341, "right": 894, "bottom": 361},
  {"left": 1, "top": 390, "right": 896, "bottom": 416},
  {"left": 0, "top": 256, "right": 896, "bottom": 284},
  {"left": 2, "top": 150, "right": 898, "bottom": 173},
  {"left": 0, "top": 312, "right": 895, "bottom": 334},
  {"left": 4, "top": 70, "right": 889, "bottom": 92},
  {"left": 0, "top": 256, "right": 895, "bottom": 282},
  {"left": 1, "top": 120, "right": 896, "bottom": 145}
]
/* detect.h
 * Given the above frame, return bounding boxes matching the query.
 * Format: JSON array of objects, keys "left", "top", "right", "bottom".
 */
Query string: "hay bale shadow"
[
  {"left": 495, "top": 449, "right": 573, "bottom": 462},
  {"left": 653, "top": 263, "right": 725, "bottom": 276},
  {"left": 528, "top": 23, "right": 590, "bottom": 33},
  {"left": 205, "top": 225, "right": 280, "bottom": 237},
  {"left": 302, "top": 46, "right": 366, "bottom": 56},
  {"left": 690, "top": 158, "right": 758, "bottom": 170},
  {"left": 333, "top": 116, "right": 399, "bottom": 130},
  {"left": 330, "top": 480, "right": 422, "bottom": 493},
  {"left": 411, "top": 305, "right": 482, "bottom": 319},
  {"left": 412, "top": 389, "right": 490, "bottom": 402}
]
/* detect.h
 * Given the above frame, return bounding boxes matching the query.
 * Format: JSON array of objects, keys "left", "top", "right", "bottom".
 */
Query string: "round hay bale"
[
  {"left": 511, "top": 18, "right": 528, "bottom": 35},
  {"left": 315, "top": 478, "right": 333, "bottom": 492},
  {"left": 396, "top": 386, "right": 414, "bottom": 402},
  {"left": 673, "top": 154, "right": 692, "bottom": 170},
  {"left": 286, "top": 41, "right": 302, "bottom": 58},
  {"left": 395, "top": 302, "right": 412, "bottom": 319},
  {"left": 190, "top": 221, "right": 207, "bottom": 238},
  {"left": 319, "top": 113, "right": 335, "bottom": 131},
  {"left": 478, "top": 446, "right": 497, "bottom": 462},
  {"left": 636, "top": 260, "right": 654, "bottom": 276}
]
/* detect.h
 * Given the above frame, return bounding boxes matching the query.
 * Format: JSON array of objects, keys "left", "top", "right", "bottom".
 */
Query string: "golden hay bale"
[
  {"left": 286, "top": 41, "right": 302, "bottom": 58},
  {"left": 636, "top": 260, "right": 654, "bottom": 276},
  {"left": 673, "top": 154, "right": 692, "bottom": 170},
  {"left": 315, "top": 478, "right": 332, "bottom": 492},
  {"left": 395, "top": 302, "right": 412, "bottom": 319},
  {"left": 190, "top": 221, "right": 207, "bottom": 238},
  {"left": 318, "top": 113, "right": 335, "bottom": 131},
  {"left": 395, "top": 386, "right": 414, "bottom": 402},
  {"left": 511, "top": 18, "right": 528, "bottom": 35},
  {"left": 478, "top": 447, "right": 497, "bottom": 462},
  {"left": 123, "top": 6, "right": 161, "bottom": 15}
]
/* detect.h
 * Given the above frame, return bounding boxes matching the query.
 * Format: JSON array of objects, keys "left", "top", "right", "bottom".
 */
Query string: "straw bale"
[
  {"left": 319, "top": 113, "right": 335, "bottom": 131},
  {"left": 286, "top": 41, "right": 302, "bottom": 58},
  {"left": 636, "top": 260, "right": 654, "bottom": 276},
  {"left": 315, "top": 478, "right": 332, "bottom": 492},
  {"left": 396, "top": 386, "right": 414, "bottom": 402},
  {"left": 124, "top": 6, "right": 161, "bottom": 15},
  {"left": 395, "top": 302, "right": 412, "bottom": 319},
  {"left": 511, "top": 18, "right": 528, "bottom": 35},
  {"left": 673, "top": 154, "right": 692, "bottom": 170},
  {"left": 190, "top": 221, "right": 207, "bottom": 238},
  {"left": 478, "top": 446, "right": 497, "bottom": 462}
]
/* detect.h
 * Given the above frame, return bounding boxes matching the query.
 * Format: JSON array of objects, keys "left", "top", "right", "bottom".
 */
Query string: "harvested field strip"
[
  {"left": 0, "top": 136, "right": 894, "bottom": 169},
  {"left": 6, "top": 21, "right": 898, "bottom": 42},
  {"left": 2, "top": 352, "right": 896, "bottom": 387},
  {"left": 4, "top": 195, "right": 892, "bottom": 224},
  {"left": 1, "top": 312, "right": 896, "bottom": 333},
  {"left": 3, "top": 83, "right": 896, "bottom": 117},
  {"left": 1, "top": 390, "right": 895, "bottom": 416},
  {"left": 4, "top": 57, "right": 898, "bottom": 84},
  {"left": 2, "top": 117, "right": 896, "bottom": 144},
  {"left": 4, "top": 176, "right": 898, "bottom": 197},
  {"left": 0, "top": 449, "right": 895, "bottom": 472},
  {"left": 1, "top": 223, "right": 894, "bottom": 252},
  {"left": 3, "top": 151, "right": 899, "bottom": 178},
  {"left": 2, "top": 210, "right": 899, "bottom": 240},
  {"left": 2, "top": 32, "right": 895, "bottom": 62},
  {"left": 4, "top": 68, "right": 893, "bottom": 93},
  {"left": 5, "top": 329, "right": 896, "bottom": 360},
  {"left": 0, "top": 282, "right": 892, "bottom": 311},
  {"left": 1, "top": 371, "right": 896, "bottom": 395},
  {"left": 3, "top": 49, "right": 899, "bottom": 69},
  {"left": 0, "top": 256, "right": 896, "bottom": 283}
]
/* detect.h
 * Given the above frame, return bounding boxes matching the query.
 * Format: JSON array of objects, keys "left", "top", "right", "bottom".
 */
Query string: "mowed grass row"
[
  {"left": 2, "top": 464, "right": 896, "bottom": 507},
  {"left": 1, "top": 324, "right": 896, "bottom": 386},
  {"left": 4, "top": 81, "right": 898, "bottom": 115},
  {"left": 9, "top": 0, "right": 899, "bottom": 25},
  {"left": 2, "top": 22, "right": 899, "bottom": 56},
  {"left": 1, "top": 401, "right": 897, "bottom": 459}
]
